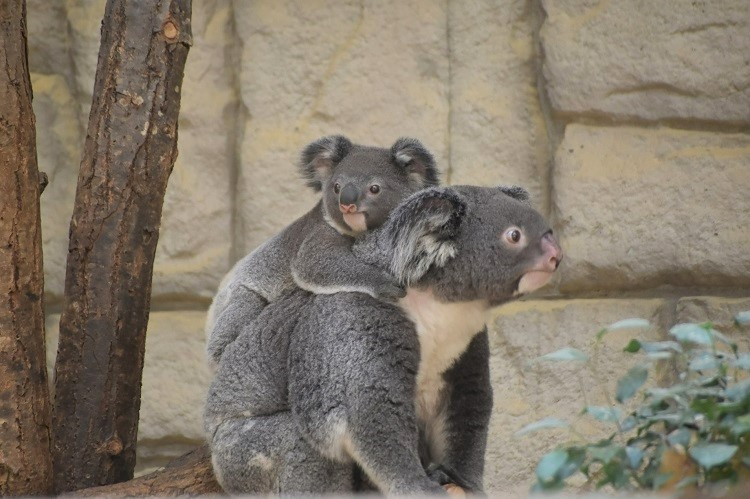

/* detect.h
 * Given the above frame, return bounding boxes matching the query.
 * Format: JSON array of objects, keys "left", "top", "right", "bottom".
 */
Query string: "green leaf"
[
  {"left": 735, "top": 310, "right": 750, "bottom": 326},
  {"left": 516, "top": 418, "right": 570, "bottom": 436},
  {"left": 640, "top": 341, "right": 682, "bottom": 353},
  {"left": 607, "top": 318, "right": 651, "bottom": 331},
  {"left": 674, "top": 475, "right": 700, "bottom": 490},
  {"left": 666, "top": 428, "right": 691, "bottom": 448},
  {"left": 623, "top": 339, "right": 642, "bottom": 353},
  {"left": 558, "top": 447, "right": 586, "bottom": 480},
  {"left": 620, "top": 416, "right": 637, "bottom": 432},
  {"left": 651, "top": 472, "right": 673, "bottom": 489},
  {"left": 536, "top": 449, "right": 568, "bottom": 483},
  {"left": 726, "top": 378, "right": 750, "bottom": 402},
  {"left": 589, "top": 444, "right": 620, "bottom": 464},
  {"left": 732, "top": 354, "right": 750, "bottom": 370},
  {"left": 585, "top": 406, "right": 622, "bottom": 423},
  {"left": 616, "top": 365, "right": 648, "bottom": 403},
  {"left": 669, "top": 323, "right": 713, "bottom": 345},
  {"left": 537, "top": 347, "right": 589, "bottom": 362},
  {"left": 625, "top": 446, "right": 644, "bottom": 469},
  {"left": 731, "top": 414, "right": 750, "bottom": 436},
  {"left": 689, "top": 352, "right": 721, "bottom": 371},
  {"left": 688, "top": 443, "right": 738, "bottom": 469},
  {"left": 646, "top": 351, "right": 675, "bottom": 360}
]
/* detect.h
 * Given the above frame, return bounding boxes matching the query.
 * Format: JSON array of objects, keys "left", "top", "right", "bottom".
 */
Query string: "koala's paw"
[
  {"left": 443, "top": 483, "right": 467, "bottom": 498},
  {"left": 427, "top": 464, "right": 477, "bottom": 495},
  {"left": 374, "top": 279, "right": 407, "bottom": 302}
]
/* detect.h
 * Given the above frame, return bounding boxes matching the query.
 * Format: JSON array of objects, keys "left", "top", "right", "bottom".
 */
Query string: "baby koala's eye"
[
  {"left": 369, "top": 184, "right": 381, "bottom": 194},
  {"left": 504, "top": 227, "right": 523, "bottom": 245},
  {"left": 333, "top": 182, "right": 341, "bottom": 194}
]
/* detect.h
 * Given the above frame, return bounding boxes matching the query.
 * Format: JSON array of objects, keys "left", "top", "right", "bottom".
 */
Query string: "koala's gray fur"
[
  {"left": 205, "top": 186, "right": 562, "bottom": 495},
  {"left": 205, "top": 136, "right": 438, "bottom": 368}
]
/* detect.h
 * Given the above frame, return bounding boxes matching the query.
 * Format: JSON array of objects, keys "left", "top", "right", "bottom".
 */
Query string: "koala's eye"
[
  {"left": 333, "top": 182, "right": 341, "bottom": 194},
  {"left": 369, "top": 184, "right": 381, "bottom": 194},
  {"left": 505, "top": 228, "right": 523, "bottom": 244}
]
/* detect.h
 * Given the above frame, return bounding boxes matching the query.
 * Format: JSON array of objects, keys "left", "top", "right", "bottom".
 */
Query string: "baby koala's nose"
[{"left": 339, "top": 184, "right": 359, "bottom": 213}]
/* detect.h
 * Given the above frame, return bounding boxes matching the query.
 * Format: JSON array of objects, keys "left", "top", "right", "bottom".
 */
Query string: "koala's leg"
[
  {"left": 435, "top": 329, "right": 493, "bottom": 493},
  {"left": 209, "top": 412, "right": 352, "bottom": 494},
  {"left": 205, "top": 286, "right": 267, "bottom": 367}
]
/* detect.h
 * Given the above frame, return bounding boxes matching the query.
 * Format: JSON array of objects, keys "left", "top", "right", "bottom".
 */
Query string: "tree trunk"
[
  {"left": 0, "top": 0, "right": 53, "bottom": 495},
  {"left": 71, "top": 445, "right": 222, "bottom": 497},
  {"left": 52, "top": 0, "right": 192, "bottom": 492}
]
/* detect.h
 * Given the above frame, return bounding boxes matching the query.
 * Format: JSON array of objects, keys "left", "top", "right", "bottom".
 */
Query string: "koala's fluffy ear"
[
  {"left": 385, "top": 187, "right": 466, "bottom": 285},
  {"left": 391, "top": 138, "right": 440, "bottom": 188},
  {"left": 299, "top": 135, "right": 353, "bottom": 191},
  {"left": 497, "top": 185, "right": 530, "bottom": 202}
]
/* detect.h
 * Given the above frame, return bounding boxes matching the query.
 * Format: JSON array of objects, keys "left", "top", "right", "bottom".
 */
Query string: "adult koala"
[{"left": 205, "top": 185, "right": 563, "bottom": 495}]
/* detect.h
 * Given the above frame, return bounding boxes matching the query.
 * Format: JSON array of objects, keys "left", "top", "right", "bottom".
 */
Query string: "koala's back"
[
  {"left": 288, "top": 292, "right": 421, "bottom": 457},
  {"left": 205, "top": 288, "right": 314, "bottom": 434},
  {"left": 206, "top": 205, "right": 323, "bottom": 332}
]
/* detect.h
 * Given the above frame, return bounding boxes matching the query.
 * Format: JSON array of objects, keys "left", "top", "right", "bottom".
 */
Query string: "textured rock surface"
[
  {"left": 232, "top": 0, "right": 450, "bottom": 253},
  {"left": 485, "top": 299, "right": 666, "bottom": 494},
  {"left": 449, "top": 0, "right": 550, "bottom": 213},
  {"left": 151, "top": 0, "right": 235, "bottom": 301},
  {"left": 541, "top": 0, "right": 750, "bottom": 124},
  {"left": 136, "top": 311, "right": 213, "bottom": 473},
  {"left": 553, "top": 124, "right": 750, "bottom": 293}
]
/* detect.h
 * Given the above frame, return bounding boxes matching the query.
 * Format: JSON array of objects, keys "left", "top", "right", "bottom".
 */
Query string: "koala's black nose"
[{"left": 339, "top": 183, "right": 359, "bottom": 206}]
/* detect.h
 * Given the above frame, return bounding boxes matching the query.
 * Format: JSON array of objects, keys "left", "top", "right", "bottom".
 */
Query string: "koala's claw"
[{"left": 443, "top": 483, "right": 467, "bottom": 498}]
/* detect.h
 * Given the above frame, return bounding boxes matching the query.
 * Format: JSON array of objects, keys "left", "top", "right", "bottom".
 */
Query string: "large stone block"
[
  {"left": 64, "top": 0, "right": 107, "bottom": 118},
  {"left": 136, "top": 311, "right": 212, "bottom": 473},
  {"left": 30, "top": 2, "right": 235, "bottom": 303},
  {"left": 151, "top": 0, "right": 235, "bottom": 301},
  {"left": 485, "top": 298, "right": 667, "bottom": 494},
  {"left": 541, "top": 0, "right": 750, "bottom": 124},
  {"left": 32, "top": 74, "right": 84, "bottom": 303},
  {"left": 232, "top": 0, "right": 450, "bottom": 253},
  {"left": 449, "top": 0, "right": 551, "bottom": 214},
  {"left": 553, "top": 124, "right": 750, "bottom": 293}
]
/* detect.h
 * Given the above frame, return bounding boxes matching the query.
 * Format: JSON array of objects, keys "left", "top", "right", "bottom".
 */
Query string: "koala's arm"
[
  {"left": 434, "top": 330, "right": 493, "bottom": 493},
  {"left": 291, "top": 223, "right": 405, "bottom": 301},
  {"left": 205, "top": 286, "right": 268, "bottom": 369}
]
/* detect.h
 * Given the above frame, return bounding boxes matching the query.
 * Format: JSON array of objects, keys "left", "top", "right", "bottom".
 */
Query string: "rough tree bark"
[
  {"left": 72, "top": 445, "right": 222, "bottom": 497},
  {"left": 0, "top": 0, "right": 54, "bottom": 495},
  {"left": 52, "top": 0, "right": 192, "bottom": 492}
]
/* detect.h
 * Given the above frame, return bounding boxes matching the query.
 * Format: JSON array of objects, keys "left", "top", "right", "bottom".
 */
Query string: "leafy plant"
[{"left": 520, "top": 312, "right": 750, "bottom": 493}]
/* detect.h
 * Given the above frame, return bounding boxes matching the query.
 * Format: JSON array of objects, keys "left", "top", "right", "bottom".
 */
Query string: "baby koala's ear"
[
  {"left": 299, "top": 135, "right": 353, "bottom": 191},
  {"left": 384, "top": 187, "right": 467, "bottom": 285},
  {"left": 391, "top": 137, "right": 440, "bottom": 188}
]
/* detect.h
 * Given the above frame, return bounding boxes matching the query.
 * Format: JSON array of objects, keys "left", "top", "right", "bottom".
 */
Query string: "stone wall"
[{"left": 28, "top": 0, "right": 749, "bottom": 494}]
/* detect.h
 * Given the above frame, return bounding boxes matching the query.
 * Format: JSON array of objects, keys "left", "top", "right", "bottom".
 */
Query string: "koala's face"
[
  {"left": 299, "top": 136, "right": 439, "bottom": 236},
  {"left": 321, "top": 147, "right": 419, "bottom": 234},
  {"left": 422, "top": 186, "right": 562, "bottom": 306}
]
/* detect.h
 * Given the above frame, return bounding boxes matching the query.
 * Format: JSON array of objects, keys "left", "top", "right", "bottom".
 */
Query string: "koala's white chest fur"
[{"left": 399, "top": 288, "right": 489, "bottom": 458}]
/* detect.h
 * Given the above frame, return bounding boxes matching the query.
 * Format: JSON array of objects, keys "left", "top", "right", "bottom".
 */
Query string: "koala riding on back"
[{"left": 204, "top": 136, "right": 439, "bottom": 368}]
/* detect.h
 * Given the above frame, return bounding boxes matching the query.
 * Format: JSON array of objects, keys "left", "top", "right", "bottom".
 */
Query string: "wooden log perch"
[
  {"left": 70, "top": 446, "right": 223, "bottom": 497},
  {"left": 51, "top": 0, "right": 192, "bottom": 492}
]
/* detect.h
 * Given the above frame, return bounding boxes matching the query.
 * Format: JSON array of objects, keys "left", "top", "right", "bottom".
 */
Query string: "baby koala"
[{"left": 205, "top": 135, "right": 439, "bottom": 367}]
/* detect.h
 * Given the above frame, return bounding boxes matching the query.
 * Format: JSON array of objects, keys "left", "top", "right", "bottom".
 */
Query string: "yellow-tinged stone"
[
  {"left": 485, "top": 298, "right": 666, "bottom": 494},
  {"left": 554, "top": 124, "right": 750, "bottom": 293}
]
